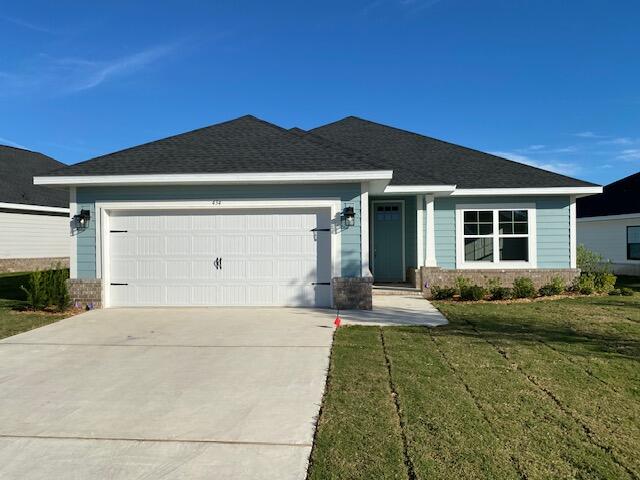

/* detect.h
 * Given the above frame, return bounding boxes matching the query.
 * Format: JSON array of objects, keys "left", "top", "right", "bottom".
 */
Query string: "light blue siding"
[
  {"left": 74, "top": 184, "right": 362, "bottom": 279},
  {"left": 434, "top": 195, "right": 571, "bottom": 269}
]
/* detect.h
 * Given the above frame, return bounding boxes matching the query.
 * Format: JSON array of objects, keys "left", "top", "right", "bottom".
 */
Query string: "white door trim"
[
  {"left": 371, "top": 199, "right": 406, "bottom": 282},
  {"left": 96, "top": 198, "right": 342, "bottom": 308}
]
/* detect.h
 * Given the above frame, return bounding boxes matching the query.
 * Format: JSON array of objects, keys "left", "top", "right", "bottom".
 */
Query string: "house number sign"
[{"left": 211, "top": 200, "right": 222, "bottom": 206}]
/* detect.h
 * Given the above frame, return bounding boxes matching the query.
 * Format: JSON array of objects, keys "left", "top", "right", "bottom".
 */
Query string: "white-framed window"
[{"left": 455, "top": 204, "right": 537, "bottom": 269}]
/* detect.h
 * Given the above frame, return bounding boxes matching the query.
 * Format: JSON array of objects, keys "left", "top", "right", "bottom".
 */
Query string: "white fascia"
[
  {"left": 34, "top": 170, "right": 394, "bottom": 187},
  {"left": 383, "top": 184, "right": 456, "bottom": 194},
  {"left": 451, "top": 186, "right": 603, "bottom": 196},
  {"left": 0, "top": 202, "right": 69, "bottom": 214},
  {"left": 577, "top": 212, "right": 640, "bottom": 222}
]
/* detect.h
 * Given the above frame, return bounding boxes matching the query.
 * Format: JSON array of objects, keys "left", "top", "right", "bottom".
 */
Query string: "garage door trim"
[{"left": 95, "top": 198, "right": 343, "bottom": 308}]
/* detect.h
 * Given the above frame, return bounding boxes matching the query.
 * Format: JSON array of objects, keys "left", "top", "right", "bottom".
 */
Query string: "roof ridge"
[
  {"left": 62, "top": 114, "right": 263, "bottom": 169},
  {"left": 0, "top": 143, "right": 57, "bottom": 161},
  {"left": 319, "top": 116, "right": 598, "bottom": 187}
]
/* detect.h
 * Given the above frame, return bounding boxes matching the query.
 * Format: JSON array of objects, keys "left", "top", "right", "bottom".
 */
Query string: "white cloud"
[
  {"left": 0, "top": 136, "right": 27, "bottom": 149},
  {"left": 0, "top": 15, "right": 54, "bottom": 34},
  {"left": 527, "top": 144, "right": 545, "bottom": 150},
  {"left": 0, "top": 44, "right": 178, "bottom": 96},
  {"left": 617, "top": 149, "right": 640, "bottom": 161},
  {"left": 574, "top": 131, "right": 605, "bottom": 138},
  {"left": 491, "top": 151, "right": 580, "bottom": 176},
  {"left": 598, "top": 137, "right": 634, "bottom": 145}
]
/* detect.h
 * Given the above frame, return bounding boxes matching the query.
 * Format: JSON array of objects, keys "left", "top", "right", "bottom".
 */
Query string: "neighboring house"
[
  {"left": 577, "top": 172, "right": 640, "bottom": 275},
  {"left": 0, "top": 145, "right": 69, "bottom": 273},
  {"left": 34, "top": 115, "right": 601, "bottom": 309}
]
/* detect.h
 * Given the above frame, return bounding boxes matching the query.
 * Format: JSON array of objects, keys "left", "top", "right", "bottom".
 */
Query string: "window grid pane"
[
  {"left": 628, "top": 226, "right": 640, "bottom": 260},
  {"left": 463, "top": 210, "right": 493, "bottom": 237}
]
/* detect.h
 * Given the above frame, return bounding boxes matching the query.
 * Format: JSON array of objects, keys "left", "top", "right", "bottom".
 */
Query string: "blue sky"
[{"left": 1, "top": 0, "right": 638, "bottom": 185}]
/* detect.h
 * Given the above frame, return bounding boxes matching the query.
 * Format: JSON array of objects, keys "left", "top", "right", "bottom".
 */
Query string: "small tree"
[
  {"left": 21, "top": 271, "right": 48, "bottom": 310},
  {"left": 577, "top": 244, "right": 610, "bottom": 273}
]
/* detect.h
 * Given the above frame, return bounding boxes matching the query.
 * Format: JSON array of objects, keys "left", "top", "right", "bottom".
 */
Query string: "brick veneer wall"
[
  {"left": 332, "top": 277, "right": 373, "bottom": 310},
  {"left": 67, "top": 279, "right": 102, "bottom": 309},
  {"left": 420, "top": 267, "right": 580, "bottom": 298},
  {"left": 0, "top": 257, "right": 69, "bottom": 274}
]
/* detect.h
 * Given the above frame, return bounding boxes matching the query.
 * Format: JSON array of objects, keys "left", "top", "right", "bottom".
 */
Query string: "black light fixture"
[
  {"left": 342, "top": 206, "right": 356, "bottom": 227},
  {"left": 73, "top": 209, "right": 91, "bottom": 229}
]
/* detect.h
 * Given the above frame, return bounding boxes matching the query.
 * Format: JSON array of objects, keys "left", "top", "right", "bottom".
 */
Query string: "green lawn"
[
  {"left": 308, "top": 293, "right": 640, "bottom": 480},
  {"left": 0, "top": 272, "right": 71, "bottom": 340}
]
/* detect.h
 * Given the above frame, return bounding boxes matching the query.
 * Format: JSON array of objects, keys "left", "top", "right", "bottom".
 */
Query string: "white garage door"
[{"left": 107, "top": 209, "right": 332, "bottom": 307}]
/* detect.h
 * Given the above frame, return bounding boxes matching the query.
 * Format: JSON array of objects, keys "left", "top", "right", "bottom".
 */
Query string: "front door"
[{"left": 372, "top": 202, "right": 404, "bottom": 282}]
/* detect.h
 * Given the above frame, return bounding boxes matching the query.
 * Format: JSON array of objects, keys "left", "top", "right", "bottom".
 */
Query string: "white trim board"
[
  {"left": 451, "top": 186, "right": 602, "bottom": 196},
  {"left": 0, "top": 202, "right": 69, "bottom": 214},
  {"left": 384, "top": 185, "right": 456, "bottom": 194},
  {"left": 94, "top": 198, "right": 343, "bottom": 308},
  {"left": 578, "top": 213, "right": 640, "bottom": 222},
  {"left": 454, "top": 203, "right": 538, "bottom": 270},
  {"left": 69, "top": 187, "right": 77, "bottom": 278},
  {"left": 34, "top": 170, "right": 394, "bottom": 186},
  {"left": 360, "top": 183, "right": 371, "bottom": 277},
  {"left": 371, "top": 199, "right": 406, "bottom": 282}
]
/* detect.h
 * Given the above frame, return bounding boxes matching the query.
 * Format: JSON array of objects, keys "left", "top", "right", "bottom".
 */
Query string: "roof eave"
[{"left": 34, "top": 170, "right": 394, "bottom": 187}]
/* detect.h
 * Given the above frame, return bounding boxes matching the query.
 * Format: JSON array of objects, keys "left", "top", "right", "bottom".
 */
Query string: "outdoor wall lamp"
[
  {"left": 73, "top": 209, "right": 91, "bottom": 229},
  {"left": 342, "top": 206, "right": 356, "bottom": 227}
]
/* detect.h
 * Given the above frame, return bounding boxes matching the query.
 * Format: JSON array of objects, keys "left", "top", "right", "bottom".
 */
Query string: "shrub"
[
  {"left": 538, "top": 276, "right": 566, "bottom": 297},
  {"left": 20, "top": 266, "right": 70, "bottom": 311},
  {"left": 460, "top": 285, "right": 487, "bottom": 301},
  {"left": 621, "top": 287, "right": 635, "bottom": 296},
  {"left": 486, "top": 278, "right": 512, "bottom": 300},
  {"left": 513, "top": 277, "right": 536, "bottom": 298},
  {"left": 574, "top": 274, "right": 595, "bottom": 295},
  {"left": 430, "top": 285, "right": 457, "bottom": 300},
  {"left": 609, "top": 288, "right": 622, "bottom": 296},
  {"left": 454, "top": 276, "right": 471, "bottom": 295},
  {"left": 490, "top": 287, "right": 513, "bottom": 300},
  {"left": 20, "top": 271, "right": 48, "bottom": 310},
  {"left": 577, "top": 244, "right": 611, "bottom": 273},
  {"left": 592, "top": 272, "right": 616, "bottom": 294}
]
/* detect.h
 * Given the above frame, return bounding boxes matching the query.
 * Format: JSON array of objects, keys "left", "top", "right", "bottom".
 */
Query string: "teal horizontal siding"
[
  {"left": 75, "top": 184, "right": 362, "bottom": 279},
  {"left": 434, "top": 195, "right": 571, "bottom": 269}
]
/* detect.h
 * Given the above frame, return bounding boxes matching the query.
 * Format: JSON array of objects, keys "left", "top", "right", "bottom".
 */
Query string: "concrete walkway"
[
  {"left": 0, "top": 308, "right": 335, "bottom": 480},
  {"left": 340, "top": 295, "right": 449, "bottom": 327}
]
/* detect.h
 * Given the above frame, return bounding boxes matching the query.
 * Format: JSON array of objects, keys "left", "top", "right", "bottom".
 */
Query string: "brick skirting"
[
  {"left": 332, "top": 277, "right": 373, "bottom": 310},
  {"left": 67, "top": 278, "right": 102, "bottom": 309},
  {"left": 420, "top": 267, "right": 580, "bottom": 298},
  {"left": 0, "top": 257, "right": 69, "bottom": 274}
]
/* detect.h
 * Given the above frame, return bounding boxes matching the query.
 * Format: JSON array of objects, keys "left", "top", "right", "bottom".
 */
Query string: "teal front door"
[{"left": 372, "top": 202, "right": 404, "bottom": 282}]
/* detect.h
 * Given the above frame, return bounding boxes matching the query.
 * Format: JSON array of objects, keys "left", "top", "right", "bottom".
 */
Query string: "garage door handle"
[{"left": 214, "top": 258, "right": 223, "bottom": 270}]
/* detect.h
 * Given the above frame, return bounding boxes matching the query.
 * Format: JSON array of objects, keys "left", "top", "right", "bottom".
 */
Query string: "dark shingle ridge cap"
[
  {"left": 0, "top": 144, "right": 59, "bottom": 162},
  {"left": 54, "top": 115, "right": 388, "bottom": 176},
  {"left": 248, "top": 115, "right": 394, "bottom": 170},
  {"left": 323, "top": 115, "right": 600, "bottom": 188},
  {"left": 56, "top": 114, "right": 261, "bottom": 172},
  {"left": 309, "top": 119, "right": 453, "bottom": 185}
]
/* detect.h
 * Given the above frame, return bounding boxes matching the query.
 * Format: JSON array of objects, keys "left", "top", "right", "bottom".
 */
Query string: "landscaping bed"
[
  {"left": 308, "top": 292, "right": 640, "bottom": 479},
  {"left": 0, "top": 271, "right": 76, "bottom": 340}
]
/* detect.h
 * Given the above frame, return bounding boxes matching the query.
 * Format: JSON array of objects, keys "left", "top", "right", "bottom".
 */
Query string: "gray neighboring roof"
[
  {"left": 577, "top": 172, "right": 640, "bottom": 218},
  {"left": 0, "top": 146, "right": 68, "bottom": 208},
  {"left": 42, "top": 115, "right": 383, "bottom": 177},
  {"left": 310, "top": 116, "right": 598, "bottom": 188}
]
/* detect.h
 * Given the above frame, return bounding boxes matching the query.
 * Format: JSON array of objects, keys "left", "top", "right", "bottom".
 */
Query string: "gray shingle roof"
[
  {"left": 43, "top": 115, "right": 381, "bottom": 177},
  {"left": 0, "top": 146, "right": 68, "bottom": 208},
  {"left": 311, "top": 116, "right": 597, "bottom": 188},
  {"left": 577, "top": 172, "right": 640, "bottom": 218},
  {"left": 41, "top": 114, "right": 598, "bottom": 190}
]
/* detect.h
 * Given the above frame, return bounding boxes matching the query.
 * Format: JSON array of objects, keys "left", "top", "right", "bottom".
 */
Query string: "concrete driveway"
[{"left": 0, "top": 308, "right": 335, "bottom": 480}]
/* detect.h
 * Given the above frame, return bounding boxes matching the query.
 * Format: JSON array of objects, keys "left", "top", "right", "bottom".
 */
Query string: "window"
[
  {"left": 628, "top": 226, "right": 640, "bottom": 260},
  {"left": 376, "top": 205, "right": 400, "bottom": 222},
  {"left": 458, "top": 205, "right": 535, "bottom": 268}
]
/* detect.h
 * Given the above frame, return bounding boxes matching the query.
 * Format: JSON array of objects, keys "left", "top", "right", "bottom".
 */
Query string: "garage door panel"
[
  {"left": 137, "top": 260, "right": 165, "bottom": 280},
  {"left": 166, "top": 235, "right": 191, "bottom": 255},
  {"left": 108, "top": 208, "right": 332, "bottom": 307}
]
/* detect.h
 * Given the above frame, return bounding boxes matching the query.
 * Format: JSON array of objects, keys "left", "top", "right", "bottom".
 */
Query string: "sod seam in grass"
[
  {"left": 379, "top": 327, "right": 417, "bottom": 480},
  {"left": 453, "top": 307, "right": 639, "bottom": 479}
]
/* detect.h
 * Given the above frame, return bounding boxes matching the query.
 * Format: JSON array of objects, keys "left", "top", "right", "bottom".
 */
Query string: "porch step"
[{"left": 373, "top": 284, "right": 422, "bottom": 296}]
